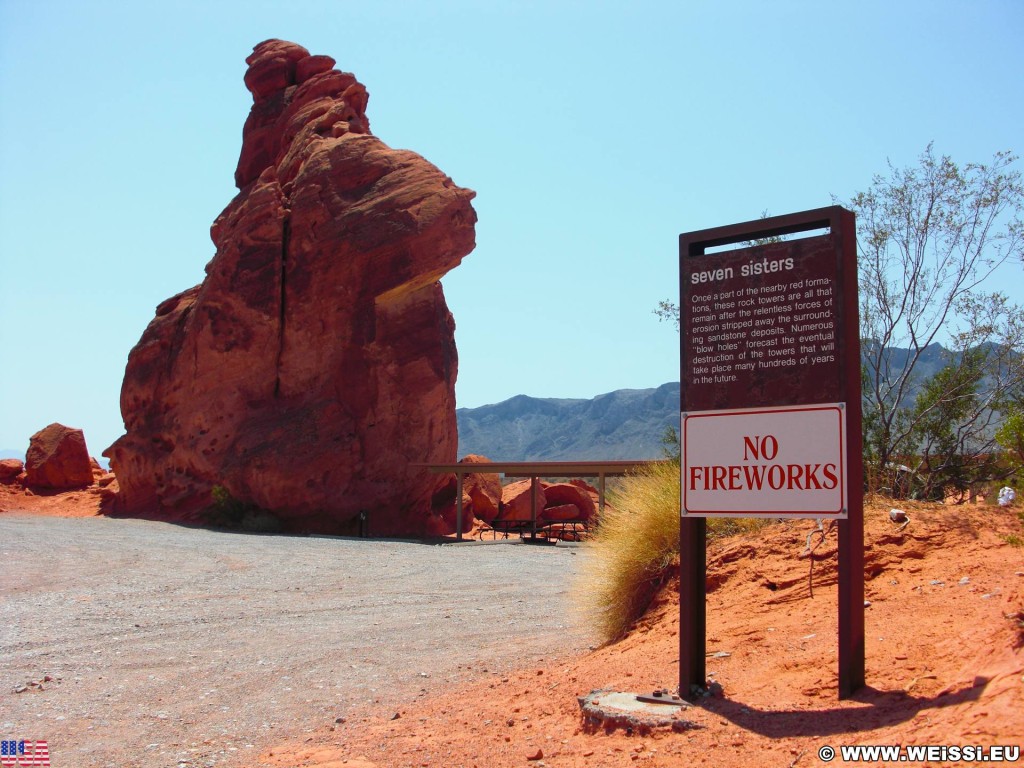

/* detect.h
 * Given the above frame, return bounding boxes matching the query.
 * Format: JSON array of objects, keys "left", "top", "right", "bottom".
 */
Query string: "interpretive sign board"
[
  {"left": 681, "top": 235, "right": 843, "bottom": 411},
  {"left": 677, "top": 206, "right": 864, "bottom": 700},
  {"left": 682, "top": 403, "right": 847, "bottom": 517},
  {"left": 679, "top": 208, "right": 859, "bottom": 519}
]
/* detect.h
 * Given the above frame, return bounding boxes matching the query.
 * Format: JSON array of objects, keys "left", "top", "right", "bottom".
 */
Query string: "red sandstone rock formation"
[
  {"left": 543, "top": 481, "right": 597, "bottom": 520},
  {"left": 539, "top": 503, "right": 581, "bottom": 522},
  {"left": 499, "top": 480, "right": 547, "bottom": 522},
  {"left": 26, "top": 423, "right": 94, "bottom": 489},
  {"left": 459, "top": 454, "right": 502, "bottom": 523},
  {"left": 0, "top": 459, "right": 24, "bottom": 484},
  {"left": 422, "top": 455, "right": 502, "bottom": 534},
  {"left": 104, "top": 40, "right": 476, "bottom": 535},
  {"left": 495, "top": 478, "right": 600, "bottom": 525}
]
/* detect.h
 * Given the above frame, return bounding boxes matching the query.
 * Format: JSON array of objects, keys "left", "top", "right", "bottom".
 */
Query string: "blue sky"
[{"left": 1, "top": 0, "right": 1022, "bottom": 457}]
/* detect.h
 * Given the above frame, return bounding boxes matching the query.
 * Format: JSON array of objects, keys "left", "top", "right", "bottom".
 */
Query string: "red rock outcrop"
[
  {"left": 104, "top": 40, "right": 476, "bottom": 535},
  {"left": 421, "top": 455, "right": 502, "bottom": 534},
  {"left": 543, "top": 481, "right": 597, "bottom": 520},
  {"left": 459, "top": 454, "right": 502, "bottom": 523},
  {"left": 499, "top": 479, "right": 547, "bottom": 522},
  {"left": 0, "top": 458, "right": 24, "bottom": 484},
  {"left": 25, "top": 423, "right": 94, "bottom": 489},
  {"left": 539, "top": 503, "right": 580, "bottom": 522},
  {"left": 494, "top": 478, "right": 601, "bottom": 525}
]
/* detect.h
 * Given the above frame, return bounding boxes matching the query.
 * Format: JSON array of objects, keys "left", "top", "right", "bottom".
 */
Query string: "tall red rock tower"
[{"left": 105, "top": 40, "right": 477, "bottom": 535}]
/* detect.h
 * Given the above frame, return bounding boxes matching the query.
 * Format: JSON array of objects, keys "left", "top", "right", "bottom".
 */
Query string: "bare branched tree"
[
  {"left": 655, "top": 211, "right": 780, "bottom": 332},
  {"left": 660, "top": 147, "right": 1024, "bottom": 494},
  {"left": 840, "top": 144, "right": 1024, "bottom": 492}
]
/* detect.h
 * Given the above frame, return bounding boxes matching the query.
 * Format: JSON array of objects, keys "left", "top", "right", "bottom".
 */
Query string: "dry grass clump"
[
  {"left": 577, "top": 462, "right": 778, "bottom": 644},
  {"left": 576, "top": 461, "right": 681, "bottom": 644},
  {"left": 706, "top": 515, "right": 777, "bottom": 541}
]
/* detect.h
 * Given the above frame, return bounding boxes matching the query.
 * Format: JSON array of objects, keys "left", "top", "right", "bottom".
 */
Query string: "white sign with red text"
[{"left": 682, "top": 403, "right": 847, "bottom": 518}]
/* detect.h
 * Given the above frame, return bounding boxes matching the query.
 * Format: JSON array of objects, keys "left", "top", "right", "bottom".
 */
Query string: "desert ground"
[{"left": 2, "top": 482, "right": 1022, "bottom": 767}]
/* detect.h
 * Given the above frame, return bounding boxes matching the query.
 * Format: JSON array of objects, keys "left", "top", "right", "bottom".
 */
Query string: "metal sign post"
[{"left": 678, "top": 206, "right": 864, "bottom": 699}]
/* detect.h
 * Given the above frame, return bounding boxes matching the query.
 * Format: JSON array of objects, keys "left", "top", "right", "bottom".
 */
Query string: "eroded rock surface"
[
  {"left": 496, "top": 478, "right": 601, "bottom": 524},
  {"left": 105, "top": 40, "right": 476, "bottom": 535},
  {"left": 0, "top": 458, "right": 25, "bottom": 484},
  {"left": 499, "top": 479, "right": 546, "bottom": 522},
  {"left": 458, "top": 454, "right": 502, "bottom": 524},
  {"left": 26, "top": 423, "right": 93, "bottom": 489}
]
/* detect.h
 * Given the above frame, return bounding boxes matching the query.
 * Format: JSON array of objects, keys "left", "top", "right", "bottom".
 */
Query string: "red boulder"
[
  {"left": 0, "top": 458, "right": 24, "bottom": 484},
  {"left": 460, "top": 455, "right": 502, "bottom": 524},
  {"left": 540, "top": 503, "right": 581, "bottom": 522},
  {"left": 499, "top": 480, "right": 546, "bottom": 522},
  {"left": 543, "top": 481, "right": 597, "bottom": 521},
  {"left": 25, "top": 423, "right": 94, "bottom": 489}
]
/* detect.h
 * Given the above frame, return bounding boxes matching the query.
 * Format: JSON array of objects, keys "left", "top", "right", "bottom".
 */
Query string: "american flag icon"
[{"left": 0, "top": 741, "right": 49, "bottom": 767}]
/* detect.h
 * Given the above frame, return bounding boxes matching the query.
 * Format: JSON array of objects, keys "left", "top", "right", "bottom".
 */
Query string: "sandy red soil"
[
  {"left": 4, "top": 481, "right": 1022, "bottom": 767},
  {"left": 254, "top": 500, "right": 1023, "bottom": 768},
  {"left": 0, "top": 477, "right": 109, "bottom": 517}
]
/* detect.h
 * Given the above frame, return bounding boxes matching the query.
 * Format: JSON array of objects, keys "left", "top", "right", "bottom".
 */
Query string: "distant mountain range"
[
  {"left": 455, "top": 342, "right": 988, "bottom": 461},
  {"left": 457, "top": 382, "right": 680, "bottom": 461}
]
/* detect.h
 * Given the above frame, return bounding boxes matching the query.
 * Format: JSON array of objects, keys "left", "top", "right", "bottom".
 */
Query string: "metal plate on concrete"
[{"left": 578, "top": 689, "right": 698, "bottom": 734}]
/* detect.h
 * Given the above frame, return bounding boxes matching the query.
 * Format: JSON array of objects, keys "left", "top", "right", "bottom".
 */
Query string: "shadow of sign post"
[{"left": 678, "top": 206, "right": 864, "bottom": 699}]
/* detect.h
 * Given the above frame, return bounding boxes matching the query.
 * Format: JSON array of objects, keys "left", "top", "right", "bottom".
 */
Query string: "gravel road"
[{"left": 0, "top": 514, "right": 594, "bottom": 768}]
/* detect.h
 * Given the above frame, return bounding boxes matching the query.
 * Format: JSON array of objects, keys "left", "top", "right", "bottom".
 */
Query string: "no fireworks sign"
[{"left": 683, "top": 403, "right": 847, "bottom": 517}]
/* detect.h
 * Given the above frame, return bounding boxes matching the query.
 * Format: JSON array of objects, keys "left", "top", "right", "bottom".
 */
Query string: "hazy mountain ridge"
[
  {"left": 862, "top": 341, "right": 949, "bottom": 403},
  {"left": 456, "top": 342, "right": 1006, "bottom": 461},
  {"left": 457, "top": 382, "right": 681, "bottom": 461}
]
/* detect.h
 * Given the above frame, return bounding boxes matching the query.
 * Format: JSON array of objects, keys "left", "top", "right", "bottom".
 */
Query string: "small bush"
[
  {"left": 577, "top": 461, "right": 681, "bottom": 644},
  {"left": 576, "top": 461, "right": 779, "bottom": 644}
]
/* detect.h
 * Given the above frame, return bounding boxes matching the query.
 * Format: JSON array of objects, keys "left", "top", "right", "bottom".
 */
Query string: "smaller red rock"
[
  {"left": 540, "top": 503, "right": 580, "bottom": 522},
  {"left": 243, "top": 39, "right": 310, "bottom": 100},
  {"left": 569, "top": 477, "right": 601, "bottom": 503},
  {"left": 544, "top": 482, "right": 596, "bottom": 520},
  {"left": 98, "top": 480, "right": 120, "bottom": 506},
  {"left": 499, "top": 480, "right": 546, "bottom": 522},
  {"left": 460, "top": 455, "right": 501, "bottom": 523},
  {"left": 0, "top": 458, "right": 24, "bottom": 484},
  {"left": 25, "top": 424, "right": 93, "bottom": 489}
]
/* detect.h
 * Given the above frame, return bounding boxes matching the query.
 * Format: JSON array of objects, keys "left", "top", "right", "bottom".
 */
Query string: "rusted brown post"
[
  {"left": 530, "top": 475, "right": 539, "bottom": 539},
  {"left": 678, "top": 516, "right": 706, "bottom": 698},
  {"left": 834, "top": 207, "right": 865, "bottom": 697},
  {"left": 456, "top": 470, "right": 464, "bottom": 542}
]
